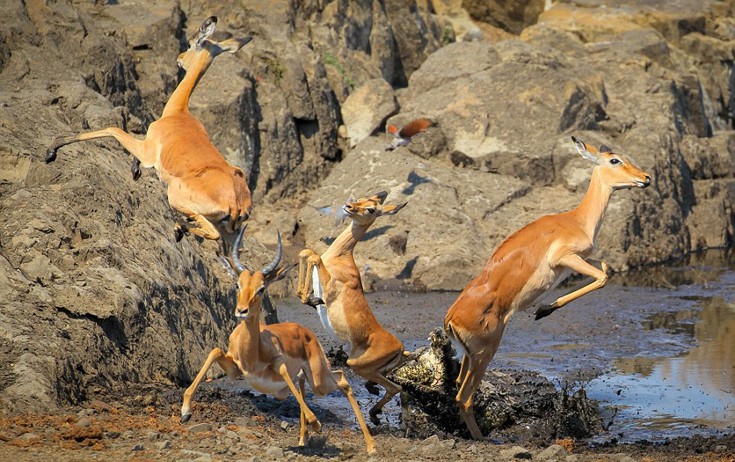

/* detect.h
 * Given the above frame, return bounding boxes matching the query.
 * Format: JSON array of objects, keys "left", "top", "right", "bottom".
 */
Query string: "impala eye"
[
  {"left": 610, "top": 158, "right": 622, "bottom": 165},
  {"left": 256, "top": 286, "right": 265, "bottom": 295},
  {"left": 366, "top": 207, "right": 376, "bottom": 214}
]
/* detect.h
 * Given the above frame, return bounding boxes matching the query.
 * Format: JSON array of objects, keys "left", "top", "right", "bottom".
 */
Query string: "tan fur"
[
  {"left": 296, "top": 192, "right": 408, "bottom": 424},
  {"left": 45, "top": 17, "right": 252, "bottom": 265},
  {"left": 181, "top": 230, "right": 376, "bottom": 454},
  {"left": 444, "top": 137, "right": 652, "bottom": 439}
]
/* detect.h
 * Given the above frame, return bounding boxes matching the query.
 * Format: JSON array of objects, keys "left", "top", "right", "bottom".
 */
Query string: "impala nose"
[
  {"left": 641, "top": 175, "right": 652, "bottom": 187},
  {"left": 236, "top": 308, "right": 248, "bottom": 319}
]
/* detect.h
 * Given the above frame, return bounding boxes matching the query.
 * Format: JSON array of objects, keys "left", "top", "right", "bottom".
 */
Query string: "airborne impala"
[
  {"left": 297, "top": 192, "right": 408, "bottom": 425},
  {"left": 181, "top": 227, "right": 376, "bottom": 454},
  {"left": 45, "top": 17, "right": 252, "bottom": 266},
  {"left": 444, "top": 136, "right": 652, "bottom": 440}
]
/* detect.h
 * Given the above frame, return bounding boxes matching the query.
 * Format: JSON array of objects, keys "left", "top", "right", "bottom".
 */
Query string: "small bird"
[{"left": 385, "top": 118, "right": 433, "bottom": 151}]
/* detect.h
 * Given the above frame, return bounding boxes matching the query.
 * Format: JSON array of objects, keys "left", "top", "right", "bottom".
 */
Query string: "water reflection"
[{"left": 591, "top": 294, "right": 735, "bottom": 438}]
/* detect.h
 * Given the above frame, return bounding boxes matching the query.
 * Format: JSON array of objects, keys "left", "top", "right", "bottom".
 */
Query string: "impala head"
[
  {"left": 572, "top": 136, "right": 652, "bottom": 190},
  {"left": 177, "top": 16, "right": 253, "bottom": 72},
  {"left": 342, "top": 191, "right": 407, "bottom": 226},
  {"left": 231, "top": 226, "right": 293, "bottom": 321}
]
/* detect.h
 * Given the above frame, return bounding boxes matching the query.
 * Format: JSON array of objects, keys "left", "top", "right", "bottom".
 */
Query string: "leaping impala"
[
  {"left": 45, "top": 17, "right": 252, "bottom": 266},
  {"left": 297, "top": 192, "right": 409, "bottom": 425},
  {"left": 444, "top": 136, "right": 652, "bottom": 440},
  {"left": 181, "top": 227, "right": 376, "bottom": 454}
]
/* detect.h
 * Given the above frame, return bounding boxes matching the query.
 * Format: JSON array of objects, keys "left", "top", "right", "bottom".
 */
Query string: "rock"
[
  {"left": 341, "top": 78, "right": 398, "bottom": 147},
  {"left": 131, "top": 444, "right": 144, "bottom": 451},
  {"left": 17, "top": 432, "right": 41, "bottom": 441},
  {"left": 499, "top": 445, "right": 533, "bottom": 460},
  {"left": 76, "top": 418, "right": 92, "bottom": 428},
  {"left": 155, "top": 440, "right": 172, "bottom": 450},
  {"left": 264, "top": 446, "right": 284, "bottom": 459},
  {"left": 279, "top": 421, "right": 290, "bottom": 431},
  {"left": 537, "top": 444, "right": 569, "bottom": 461},
  {"left": 188, "top": 423, "right": 213, "bottom": 433}
]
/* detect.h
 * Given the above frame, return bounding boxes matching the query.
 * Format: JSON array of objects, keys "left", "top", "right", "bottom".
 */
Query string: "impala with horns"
[
  {"left": 444, "top": 136, "right": 652, "bottom": 439},
  {"left": 46, "top": 17, "right": 252, "bottom": 266},
  {"left": 181, "top": 227, "right": 376, "bottom": 453},
  {"left": 297, "top": 191, "right": 409, "bottom": 424}
]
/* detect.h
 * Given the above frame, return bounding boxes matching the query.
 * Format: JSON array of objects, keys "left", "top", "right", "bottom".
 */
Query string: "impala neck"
[
  {"left": 574, "top": 166, "right": 614, "bottom": 241},
  {"left": 325, "top": 221, "right": 370, "bottom": 259},
  {"left": 162, "top": 60, "right": 210, "bottom": 117},
  {"left": 239, "top": 308, "right": 263, "bottom": 366}
]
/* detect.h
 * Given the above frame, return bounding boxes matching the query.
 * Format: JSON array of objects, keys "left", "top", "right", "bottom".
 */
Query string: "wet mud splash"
[{"left": 391, "top": 330, "right": 604, "bottom": 442}]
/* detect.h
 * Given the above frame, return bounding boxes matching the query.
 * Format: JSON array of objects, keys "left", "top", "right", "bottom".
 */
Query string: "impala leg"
[
  {"left": 46, "top": 127, "right": 152, "bottom": 165},
  {"left": 274, "top": 361, "right": 321, "bottom": 432},
  {"left": 455, "top": 354, "right": 469, "bottom": 388},
  {"left": 296, "top": 249, "right": 317, "bottom": 302},
  {"left": 298, "top": 376, "right": 308, "bottom": 447},
  {"left": 181, "top": 348, "right": 240, "bottom": 422},
  {"left": 455, "top": 361, "right": 487, "bottom": 440},
  {"left": 535, "top": 257, "right": 609, "bottom": 320},
  {"left": 333, "top": 370, "right": 377, "bottom": 454},
  {"left": 362, "top": 374, "right": 402, "bottom": 425}
]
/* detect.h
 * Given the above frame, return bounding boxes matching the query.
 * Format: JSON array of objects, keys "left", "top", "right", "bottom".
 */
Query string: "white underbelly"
[
  {"left": 515, "top": 266, "right": 572, "bottom": 314},
  {"left": 242, "top": 372, "right": 288, "bottom": 396}
]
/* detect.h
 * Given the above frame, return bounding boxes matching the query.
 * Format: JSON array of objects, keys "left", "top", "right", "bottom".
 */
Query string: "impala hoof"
[
  {"left": 369, "top": 408, "right": 382, "bottom": 426},
  {"left": 45, "top": 148, "right": 57, "bottom": 163},
  {"left": 305, "top": 296, "right": 324, "bottom": 308},
  {"left": 309, "top": 418, "right": 322, "bottom": 433},
  {"left": 174, "top": 225, "right": 185, "bottom": 243},
  {"left": 181, "top": 412, "right": 192, "bottom": 423},
  {"left": 365, "top": 381, "right": 380, "bottom": 396},
  {"left": 131, "top": 159, "right": 142, "bottom": 181},
  {"left": 534, "top": 304, "right": 557, "bottom": 320}
]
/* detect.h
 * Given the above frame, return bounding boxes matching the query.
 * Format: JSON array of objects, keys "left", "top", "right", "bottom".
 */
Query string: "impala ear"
[
  {"left": 371, "top": 191, "right": 389, "bottom": 204},
  {"left": 571, "top": 136, "right": 600, "bottom": 164},
  {"left": 265, "top": 263, "right": 296, "bottom": 284},
  {"left": 218, "top": 37, "right": 253, "bottom": 53},
  {"left": 381, "top": 202, "right": 407, "bottom": 215}
]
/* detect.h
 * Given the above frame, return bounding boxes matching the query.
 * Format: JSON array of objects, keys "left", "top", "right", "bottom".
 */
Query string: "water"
[{"left": 266, "top": 251, "right": 735, "bottom": 442}]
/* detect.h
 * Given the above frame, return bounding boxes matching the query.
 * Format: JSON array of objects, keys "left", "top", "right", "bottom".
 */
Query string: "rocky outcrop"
[{"left": 297, "top": 0, "right": 735, "bottom": 287}]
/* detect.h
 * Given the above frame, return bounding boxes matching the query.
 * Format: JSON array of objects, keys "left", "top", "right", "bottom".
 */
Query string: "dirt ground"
[{"left": 0, "top": 383, "right": 733, "bottom": 462}]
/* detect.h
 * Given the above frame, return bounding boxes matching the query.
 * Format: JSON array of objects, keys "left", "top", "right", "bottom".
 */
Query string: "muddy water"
[{"left": 271, "top": 251, "right": 734, "bottom": 443}]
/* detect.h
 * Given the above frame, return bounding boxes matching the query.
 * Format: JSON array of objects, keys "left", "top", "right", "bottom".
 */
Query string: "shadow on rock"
[{"left": 391, "top": 329, "right": 605, "bottom": 443}]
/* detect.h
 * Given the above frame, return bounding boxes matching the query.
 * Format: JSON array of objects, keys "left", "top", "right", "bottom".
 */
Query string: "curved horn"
[
  {"left": 231, "top": 225, "right": 248, "bottom": 274},
  {"left": 261, "top": 231, "right": 282, "bottom": 277},
  {"left": 195, "top": 16, "right": 218, "bottom": 47}
]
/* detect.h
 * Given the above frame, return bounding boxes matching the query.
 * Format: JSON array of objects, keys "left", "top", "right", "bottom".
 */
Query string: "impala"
[
  {"left": 181, "top": 227, "right": 376, "bottom": 454},
  {"left": 297, "top": 192, "right": 408, "bottom": 424},
  {"left": 444, "top": 136, "right": 652, "bottom": 439},
  {"left": 45, "top": 17, "right": 252, "bottom": 264}
]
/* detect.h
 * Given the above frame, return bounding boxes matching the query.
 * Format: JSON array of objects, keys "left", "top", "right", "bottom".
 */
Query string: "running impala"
[
  {"left": 45, "top": 17, "right": 252, "bottom": 265},
  {"left": 444, "top": 136, "right": 652, "bottom": 439},
  {"left": 297, "top": 192, "right": 409, "bottom": 424},
  {"left": 181, "top": 227, "right": 376, "bottom": 454}
]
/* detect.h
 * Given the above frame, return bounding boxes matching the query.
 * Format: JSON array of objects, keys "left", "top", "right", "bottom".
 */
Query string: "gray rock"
[
  {"left": 537, "top": 444, "right": 569, "bottom": 461},
  {"left": 131, "top": 444, "right": 144, "bottom": 451},
  {"left": 155, "top": 440, "right": 172, "bottom": 450},
  {"left": 342, "top": 78, "right": 398, "bottom": 147},
  {"left": 265, "top": 446, "right": 285, "bottom": 459},
  {"left": 76, "top": 417, "right": 92, "bottom": 428},
  {"left": 499, "top": 445, "right": 533, "bottom": 460},
  {"left": 188, "top": 423, "right": 213, "bottom": 433}
]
